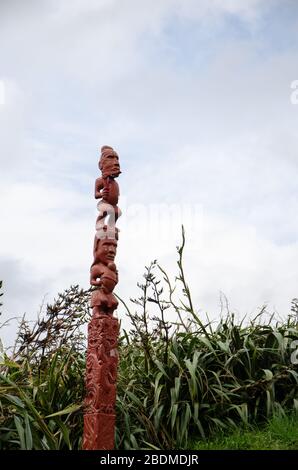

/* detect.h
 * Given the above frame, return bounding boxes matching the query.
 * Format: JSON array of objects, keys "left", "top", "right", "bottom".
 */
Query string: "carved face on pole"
[
  {"left": 99, "top": 146, "right": 121, "bottom": 178},
  {"left": 97, "top": 238, "right": 118, "bottom": 266}
]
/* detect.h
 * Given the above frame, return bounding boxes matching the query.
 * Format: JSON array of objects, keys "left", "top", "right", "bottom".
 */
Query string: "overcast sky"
[{"left": 1, "top": 0, "right": 298, "bottom": 347}]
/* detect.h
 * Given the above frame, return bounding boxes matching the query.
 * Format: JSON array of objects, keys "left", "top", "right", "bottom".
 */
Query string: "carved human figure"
[
  {"left": 90, "top": 235, "right": 118, "bottom": 316},
  {"left": 95, "top": 146, "right": 121, "bottom": 240}
]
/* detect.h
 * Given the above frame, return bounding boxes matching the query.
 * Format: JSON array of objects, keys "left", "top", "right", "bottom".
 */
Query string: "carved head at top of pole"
[{"left": 99, "top": 145, "right": 121, "bottom": 179}]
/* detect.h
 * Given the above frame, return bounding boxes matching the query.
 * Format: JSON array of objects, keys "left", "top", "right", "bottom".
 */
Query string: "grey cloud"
[{"left": 0, "top": 256, "right": 52, "bottom": 348}]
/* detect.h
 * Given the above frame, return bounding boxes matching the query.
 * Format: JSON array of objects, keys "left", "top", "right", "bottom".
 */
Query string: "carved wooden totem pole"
[{"left": 83, "top": 145, "right": 121, "bottom": 450}]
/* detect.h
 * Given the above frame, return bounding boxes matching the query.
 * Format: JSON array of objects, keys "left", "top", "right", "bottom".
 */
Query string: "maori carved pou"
[{"left": 83, "top": 146, "right": 121, "bottom": 450}]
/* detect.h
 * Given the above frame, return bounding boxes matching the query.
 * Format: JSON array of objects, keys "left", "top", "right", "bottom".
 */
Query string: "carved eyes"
[{"left": 103, "top": 244, "right": 116, "bottom": 252}]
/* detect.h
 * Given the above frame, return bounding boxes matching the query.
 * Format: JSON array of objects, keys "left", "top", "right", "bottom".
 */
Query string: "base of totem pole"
[
  {"left": 83, "top": 314, "right": 119, "bottom": 450},
  {"left": 83, "top": 413, "right": 116, "bottom": 450}
]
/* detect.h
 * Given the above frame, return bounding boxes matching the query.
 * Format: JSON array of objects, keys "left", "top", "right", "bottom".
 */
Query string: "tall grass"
[
  {"left": 0, "top": 286, "right": 87, "bottom": 449},
  {"left": 0, "top": 350, "right": 84, "bottom": 449},
  {"left": 192, "top": 411, "right": 298, "bottom": 450},
  {"left": 1, "top": 229, "right": 297, "bottom": 449},
  {"left": 116, "top": 298, "right": 298, "bottom": 449}
]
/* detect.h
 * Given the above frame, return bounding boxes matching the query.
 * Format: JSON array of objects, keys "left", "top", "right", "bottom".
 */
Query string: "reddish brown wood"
[{"left": 83, "top": 146, "right": 121, "bottom": 450}]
